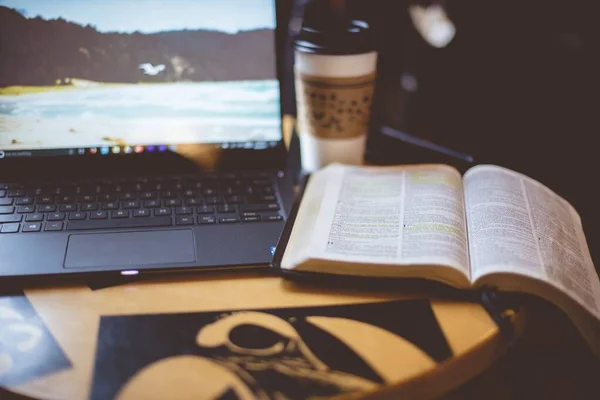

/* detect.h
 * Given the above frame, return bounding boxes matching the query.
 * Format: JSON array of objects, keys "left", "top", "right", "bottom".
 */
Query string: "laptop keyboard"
[{"left": 0, "top": 172, "right": 283, "bottom": 234}]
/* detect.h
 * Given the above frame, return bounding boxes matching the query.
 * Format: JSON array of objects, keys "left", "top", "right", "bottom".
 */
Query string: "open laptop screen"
[{"left": 0, "top": 0, "right": 281, "bottom": 159}]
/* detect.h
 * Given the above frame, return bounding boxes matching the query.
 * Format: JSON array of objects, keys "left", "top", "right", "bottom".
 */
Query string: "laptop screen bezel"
[{"left": 0, "top": 0, "right": 288, "bottom": 181}]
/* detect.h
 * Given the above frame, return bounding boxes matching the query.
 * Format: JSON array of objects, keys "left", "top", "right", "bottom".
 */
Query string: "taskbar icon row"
[{"left": 70, "top": 144, "right": 176, "bottom": 156}]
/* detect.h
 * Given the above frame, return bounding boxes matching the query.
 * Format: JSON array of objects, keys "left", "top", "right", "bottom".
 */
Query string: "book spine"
[{"left": 271, "top": 174, "right": 311, "bottom": 271}]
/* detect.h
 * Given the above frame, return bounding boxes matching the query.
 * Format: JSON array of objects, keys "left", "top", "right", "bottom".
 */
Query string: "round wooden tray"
[{"left": 1, "top": 271, "right": 524, "bottom": 399}]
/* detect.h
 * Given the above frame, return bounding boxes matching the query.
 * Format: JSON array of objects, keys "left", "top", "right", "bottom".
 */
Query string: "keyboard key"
[
  {"left": 176, "top": 216, "right": 194, "bottom": 225},
  {"left": 175, "top": 207, "right": 192, "bottom": 215},
  {"left": 81, "top": 203, "right": 99, "bottom": 211},
  {"left": 1, "top": 223, "right": 20, "bottom": 233},
  {"left": 167, "top": 181, "right": 183, "bottom": 190},
  {"left": 99, "top": 194, "right": 117, "bottom": 202},
  {"left": 38, "top": 205, "right": 57, "bottom": 213},
  {"left": 26, "top": 188, "right": 42, "bottom": 197},
  {"left": 0, "top": 215, "right": 22, "bottom": 224},
  {"left": 140, "top": 191, "right": 157, "bottom": 200},
  {"left": 122, "top": 200, "right": 140, "bottom": 209},
  {"left": 198, "top": 215, "right": 216, "bottom": 224},
  {"left": 229, "top": 180, "right": 248, "bottom": 188},
  {"left": 247, "top": 195, "right": 277, "bottom": 204},
  {"left": 264, "top": 215, "right": 283, "bottom": 222},
  {"left": 17, "top": 205, "right": 35, "bottom": 213},
  {"left": 102, "top": 202, "right": 119, "bottom": 210},
  {"left": 165, "top": 199, "right": 181, "bottom": 207},
  {"left": 0, "top": 198, "right": 13, "bottom": 206},
  {"left": 45, "top": 222, "right": 63, "bottom": 232},
  {"left": 263, "top": 187, "right": 274, "bottom": 195},
  {"left": 36, "top": 195, "right": 54, "bottom": 204},
  {"left": 241, "top": 212, "right": 261, "bottom": 218},
  {"left": 67, "top": 216, "right": 172, "bottom": 231},
  {"left": 197, "top": 206, "right": 215, "bottom": 214},
  {"left": 134, "top": 209, "right": 150, "bottom": 218},
  {"left": 186, "top": 198, "right": 203, "bottom": 206},
  {"left": 112, "top": 210, "right": 129, "bottom": 219},
  {"left": 219, "top": 217, "right": 239, "bottom": 224},
  {"left": 56, "top": 185, "right": 77, "bottom": 195},
  {"left": 0, "top": 190, "right": 5, "bottom": 198},
  {"left": 201, "top": 177, "right": 218, "bottom": 185},
  {"left": 143, "top": 182, "right": 162, "bottom": 191},
  {"left": 90, "top": 211, "right": 108, "bottom": 220},
  {"left": 76, "top": 185, "right": 94, "bottom": 196},
  {"left": 8, "top": 190, "right": 24, "bottom": 197},
  {"left": 112, "top": 184, "right": 133, "bottom": 193},
  {"left": 68, "top": 212, "right": 86, "bottom": 220},
  {"left": 59, "top": 204, "right": 77, "bottom": 212},
  {"left": 226, "top": 196, "right": 246, "bottom": 204},
  {"left": 22, "top": 222, "right": 42, "bottom": 232},
  {"left": 29, "top": 188, "right": 49, "bottom": 197},
  {"left": 0, "top": 184, "right": 6, "bottom": 190},
  {"left": 217, "top": 205, "right": 236, "bottom": 213},
  {"left": 154, "top": 208, "right": 171, "bottom": 216},
  {"left": 57, "top": 195, "right": 76, "bottom": 203},
  {"left": 240, "top": 204, "right": 280, "bottom": 213},
  {"left": 144, "top": 199, "right": 161, "bottom": 208},
  {"left": 226, "top": 187, "right": 247, "bottom": 196},
  {"left": 203, "top": 189, "right": 219, "bottom": 196},
  {"left": 47, "top": 212, "right": 65, "bottom": 221},
  {"left": 183, "top": 190, "right": 196, "bottom": 197},
  {"left": 95, "top": 185, "right": 110, "bottom": 194},
  {"left": 78, "top": 195, "right": 96, "bottom": 203},
  {"left": 120, "top": 192, "right": 136, "bottom": 201},
  {"left": 0, "top": 206, "right": 15, "bottom": 215},
  {"left": 26, "top": 213, "right": 43, "bottom": 222},
  {"left": 205, "top": 197, "right": 224, "bottom": 205},
  {"left": 242, "top": 216, "right": 261, "bottom": 223},
  {"left": 161, "top": 190, "right": 178, "bottom": 199},
  {"left": 15, "top": 197, "right": 34, "bottom": 205}
]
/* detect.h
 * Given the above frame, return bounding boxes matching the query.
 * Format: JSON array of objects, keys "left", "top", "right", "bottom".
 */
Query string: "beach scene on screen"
[{"left": 0, "top": 0, "right": 280, "bottom": 150}]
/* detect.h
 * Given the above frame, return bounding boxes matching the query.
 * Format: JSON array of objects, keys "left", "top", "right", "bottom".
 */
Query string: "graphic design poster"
[{"left": 92, "top": 300, "right": 452, "bottom": 399}]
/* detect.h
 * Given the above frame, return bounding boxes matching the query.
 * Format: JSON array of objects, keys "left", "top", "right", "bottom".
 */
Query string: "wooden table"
[{"left": 0, "top": 271, "right": 524, "bottom": 400}]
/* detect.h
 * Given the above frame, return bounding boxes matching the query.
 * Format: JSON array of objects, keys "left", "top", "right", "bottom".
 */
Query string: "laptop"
[{"left": 0, "top": 0, "right": 295, "bottom": 284}]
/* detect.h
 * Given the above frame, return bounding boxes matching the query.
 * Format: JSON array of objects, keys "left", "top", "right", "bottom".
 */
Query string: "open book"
[{"left": 278, "top": 164, "right": 600, "bottom": 354}]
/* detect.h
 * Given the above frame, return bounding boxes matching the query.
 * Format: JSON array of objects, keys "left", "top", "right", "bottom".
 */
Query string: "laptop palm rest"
[{"left": 64, "top": 230, "right": 196, "bottom": 269}]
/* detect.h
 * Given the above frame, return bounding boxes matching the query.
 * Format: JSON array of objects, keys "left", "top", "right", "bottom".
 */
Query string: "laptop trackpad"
[{"left": 64, "top": 230, "right": 196, "bottom": 269}]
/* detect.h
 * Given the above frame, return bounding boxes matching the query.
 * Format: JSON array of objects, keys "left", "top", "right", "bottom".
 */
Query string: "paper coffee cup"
[
  {"left": 295, "top": 51, "right": 377, "bottom": 172},
  {"left": 294, "top": 5, "right": 377, "bottom": 173}
]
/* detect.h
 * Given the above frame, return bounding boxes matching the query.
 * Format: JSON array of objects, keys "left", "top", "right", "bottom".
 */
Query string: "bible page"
[
  {"left": 464, "top": 165, "right": 600, "bottom": 320},
  {"left": 309, "top": 164, "right": 470, "bottom": 278}
]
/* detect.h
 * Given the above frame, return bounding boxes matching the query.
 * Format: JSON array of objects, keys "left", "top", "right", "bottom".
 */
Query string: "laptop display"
[{"left": 0, "top": 0, "right": 281, "bottom": 159}]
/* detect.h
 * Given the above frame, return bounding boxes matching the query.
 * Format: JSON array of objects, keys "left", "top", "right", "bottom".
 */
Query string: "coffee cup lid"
[{"left": 294, "top": 1, "right": 374, "bottom": 55}]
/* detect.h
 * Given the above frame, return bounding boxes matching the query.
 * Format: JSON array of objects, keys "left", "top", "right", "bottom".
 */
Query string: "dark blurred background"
[
  {"left": 278, "top": 0, "right": 599, "bottom": 265},
  {"left": 276, "top": 1, "right": 600, "bottom": 398}
]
